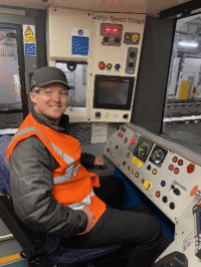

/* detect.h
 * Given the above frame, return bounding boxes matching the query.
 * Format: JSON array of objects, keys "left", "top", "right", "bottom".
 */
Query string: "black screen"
[{"left": 94, "top": 75, "right": 134, "bottom": 110}]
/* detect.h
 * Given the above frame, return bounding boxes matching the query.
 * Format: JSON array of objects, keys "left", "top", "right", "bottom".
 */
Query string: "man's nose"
[{"left": 51, "top": 91, "right": 61, "bottom": 100}]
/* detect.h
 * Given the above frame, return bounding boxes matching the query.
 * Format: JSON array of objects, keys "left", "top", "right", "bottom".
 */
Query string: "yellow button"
[
  {"left": 132, "top": 33, "right": 139, "bottom": 43},
  {"left": 131, "top": 156, "right": 143, "bottom": 169},
  {"left": 126, "top": 153, "right": 130, "bottom": 157},
  {"left": 107, "top": 63, "right": 112, "bottom": 69},
  {"left": 125, "top": 34, "right": 130, "bottom": 40},
  {"left": 131, "top": 169, "right": 135, "bottom": 174},
  {"left": 152, "top": 169, "right": 157, "bottom": 175},
  {"left": 143, "top": 181, "right": 152, "bottom": 190},
  {"left": 135, "top": 172, "right": 139, "bottom": 178}
]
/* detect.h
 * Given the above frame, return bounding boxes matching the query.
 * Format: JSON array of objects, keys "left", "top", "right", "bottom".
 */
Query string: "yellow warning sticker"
[
  {"left": 131, "top": 156, "right": 143, "bottom": 168},
  {"left": 23, "top": 25, "right": 35, "bottom": 44}
]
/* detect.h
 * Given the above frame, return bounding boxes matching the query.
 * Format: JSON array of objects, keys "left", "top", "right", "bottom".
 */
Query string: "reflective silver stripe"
[
  {"left": 53, "top": 163, "right": 81, "bottom": 184},
  {"left": 69, "top": 190, "right": 94, "bottom": 210},
  {"left": 51, "top": 143, "right": 74, "bottom": 166},
  {"left": 9, "top": 127, "right": 36, "bottom": 146}
]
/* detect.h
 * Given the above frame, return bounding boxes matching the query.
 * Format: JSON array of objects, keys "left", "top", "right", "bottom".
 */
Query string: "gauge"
[
  {"left": 151, "top": 149, "right": 164, "bottom": 165},
  {"left": 138, "top": 141, "right": 151, "bottom": 157}
]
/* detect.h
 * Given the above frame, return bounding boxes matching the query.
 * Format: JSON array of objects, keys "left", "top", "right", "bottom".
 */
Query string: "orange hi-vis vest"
[{"left": 7, "top": 113, "right": 106, "bottom": 233}]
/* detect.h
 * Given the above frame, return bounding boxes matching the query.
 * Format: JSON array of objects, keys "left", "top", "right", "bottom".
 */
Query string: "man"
[{"left": 7, "top": 66, "right": 162, "bottom": 267}]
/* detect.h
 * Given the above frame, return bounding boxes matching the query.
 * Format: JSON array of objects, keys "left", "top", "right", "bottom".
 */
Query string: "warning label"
[{"left": 23, "top": 25, "right": 36, "bottom": 56}]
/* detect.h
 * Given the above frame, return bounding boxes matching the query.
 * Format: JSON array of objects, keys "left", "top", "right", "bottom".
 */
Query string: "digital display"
[{"left": 94, "top": 75, "right": 134, "bottom": 110}]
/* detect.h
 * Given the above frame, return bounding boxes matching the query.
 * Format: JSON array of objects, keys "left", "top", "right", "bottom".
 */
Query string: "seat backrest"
[{"left": 0, "top": 136, "right": 45, "bottom": 253}]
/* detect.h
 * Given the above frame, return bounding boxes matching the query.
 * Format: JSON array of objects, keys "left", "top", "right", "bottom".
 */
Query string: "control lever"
[{"left": 153, "top": 251, "right": 188, "bottom": 267}]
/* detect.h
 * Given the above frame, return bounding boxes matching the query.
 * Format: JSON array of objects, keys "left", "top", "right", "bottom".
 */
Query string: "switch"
[{"left": 173, "top": 188, "right": 180, "bottom": 196}]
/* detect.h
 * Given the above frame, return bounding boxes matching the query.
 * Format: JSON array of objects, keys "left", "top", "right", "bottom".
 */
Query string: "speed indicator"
[{"left": 133, "top": 137, "right": 153, "bottom": 163}]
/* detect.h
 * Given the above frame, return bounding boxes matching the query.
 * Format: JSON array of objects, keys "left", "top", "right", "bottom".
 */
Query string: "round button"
[
  {"left": 132, "top": 33, "right": 139, "bottom": 43},
  {"left": 147, "top": 165, "right": 151, "bottom": 171},
  {"left": 107, "top": 148, "right": 110, "bottom": 152},
  {"left": 135, "top": 172, "right": 139, "bottom": 178},
  {"left": 128, "top": 62, "right": 134, "bottom": 68},
  {"left": 161, "top": 181, "right": 166, "bottom": 187},
  {"left": 128, "top": 166, "right": 130, "bottom": 171},
  {"left": 156, "top": 191, "right": 160, "bottom": 198},
  {"left": 173, "top": 156, "right": 178, "bottom": 163},
  {"left": 174, "top": 168, "right": 179, "bottom": 174},
  {"left": 115, "top": 64, "right": 120, "bottom": 70},
  {"left": 178, "top": 159, "right": 183, "bottom": 166},
  {"left": 152, "top": 169, "right": 157, "bottom": 175},
  {"left": 169, "top": 202, "right": 175, "bottom": 209},
  {"left": 99, "top": 61, "right": 105, "bottom": 70},
  {"left": 107, "top": 63, "right": 112, "bottom": 69},
  {"left": 123, "top": 161, "right": 126, "bottom": 166},
  {"left": 115, "top": 145, "right": 119, "bottom": 149},
  {"left": 131, "top": 169, "right": 135, "bottom": 174},
  {"left": 130, "top": 52, "right": 136, "bottom": 57},
  {"left": 169, "top": 165, "right": 174, "bottom": 171},
  {"left": 103, "top": 36, "right": 109, "bottom": 42},
  {"left": 130, "top": 138, "right": 135, "bottom": 144},
  {"left": 126, "top": 152, "right": 130, "bottom": 157},
  {"left": 162, "top": 196, "right": 168, "bottom": 203},
  {"left": 125, "top": 34, "right": 130, "bottom": 40}
]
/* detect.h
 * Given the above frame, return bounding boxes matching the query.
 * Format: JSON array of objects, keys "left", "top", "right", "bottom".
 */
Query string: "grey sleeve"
[{"left": 9, "top": 136, "right": 87, "bottom": 238}]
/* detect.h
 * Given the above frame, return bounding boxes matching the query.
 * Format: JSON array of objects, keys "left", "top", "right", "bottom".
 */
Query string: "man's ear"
[{"left": 29, "top": 91, "right": 37, "bottom": 104}]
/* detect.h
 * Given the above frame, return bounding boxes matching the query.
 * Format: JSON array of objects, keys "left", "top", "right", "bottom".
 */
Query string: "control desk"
[{"left": 104, "top": 123, "right": 201, "bottom": 266}]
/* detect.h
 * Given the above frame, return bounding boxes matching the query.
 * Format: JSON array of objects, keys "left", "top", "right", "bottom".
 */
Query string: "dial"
[
  {"left": 151, "top": 149, "right": 164, "bottom": 165},
  {"left": 138, "top": 142, "right": 151, "bottom": 157}
]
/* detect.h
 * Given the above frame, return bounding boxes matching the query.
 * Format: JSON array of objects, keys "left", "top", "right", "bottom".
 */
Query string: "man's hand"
[
  {"left": 94, "top": 156, "right": 104, "bottom": 166},
  {"left": 81, "top": 206, "right": 94, "bottom": 234}
]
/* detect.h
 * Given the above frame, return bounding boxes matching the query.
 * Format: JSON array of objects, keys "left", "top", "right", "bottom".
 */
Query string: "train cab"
[{"left": 0, "top": 0, "right": 201, "bottom": 266}]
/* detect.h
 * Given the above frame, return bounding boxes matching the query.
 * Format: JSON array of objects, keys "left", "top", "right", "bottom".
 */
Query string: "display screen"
[{"left": 94, "top": 75, "right": 134, "bottom": 110}]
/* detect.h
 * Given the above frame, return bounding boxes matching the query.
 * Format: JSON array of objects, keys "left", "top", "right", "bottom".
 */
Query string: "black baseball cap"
[{"left": 31, "top": 66, "right": 71, "bottom": 90}]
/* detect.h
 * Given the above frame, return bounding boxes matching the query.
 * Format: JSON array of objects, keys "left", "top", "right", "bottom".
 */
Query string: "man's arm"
[{"left": 9, "top": 136, "right": 88, "bottom": 238}]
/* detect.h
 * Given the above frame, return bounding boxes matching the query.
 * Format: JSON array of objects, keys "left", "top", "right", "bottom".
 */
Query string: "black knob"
[
  {"left": 130, "top": 52, "right": 136, "bottom": 57},
  {"left": 128, "top": 62, "right": 134, "bottom": 68},
  {"left": 171, "top": 185, "right": 175, "bottom": 190},
  {"left": 173, "top": 188, "right": 180, "bottom": 195},
  {"left": 147, "top": 165, "right": 151, "bottom": 171},
  {"left": 103, "top": 36, "right": 109, "bottom": 42},
  {"left": 169, "top": 202, "right": 175, "bottom": 209},
  {"left": 162, "top": 196, "right": 168, "bottom": 203},
  {"left": 115, "top": 37, "right": 120, "bottom": 43},
  {"left": 123, "top": 114, "right": 128, "bottom": 119},
  {"left": 95, "top": 112, "right": 101, "bottom": 118}
]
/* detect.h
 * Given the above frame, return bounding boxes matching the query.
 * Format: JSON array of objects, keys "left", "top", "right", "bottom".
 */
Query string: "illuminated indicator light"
[
  {"left": 131, "top": 169, "right": 135, "bottom": 174},
  {"left": 169, "top": 165, "right": 174, "bottom": 171},
  {"left": 126, "top": 153, "right": 130, "bottom": 157},
  {"left": 104, "top": 26, "right": 111, "bottom": 33},
  {"left": 132, "top": 33, "right": 139, "bottom": 43},
  {"left": 187, "top": 164, "right": 195, "bottom": 174},
  {"left": 107, "top": 63, "right": 112, "bottom": 69},
  {"left": 156, "top": 191, "right": 160, "bottom": 198},
  {"left": 161, "top": 181, "right": 166, "bottom": 187},
  {"left": 130, "top": 138, "right": 135, "bottom": 144},
  {"left": 115, "top": 64, "right": 120, "bottom": 70},
  {"left": 135, "top": 172, "right": 139, "bottom": 178},
  {"left": 174, "top": 168, "right": 179, "bottom": 174},
  {"left": 123, "top": 161, "right": 126, "bottom": 166},
  {"left": 141, "top": 179, "right": 145, "bottom": 184},
  {"left": 99, "top": 61, "right": 105, "bottom": 70},
  {"left": 178, "top": 159, "right": 183, "bottom": 166},
  {"left": 128, "top": 166, "right": 130, "bottom": 171},
  {"left": 152, "top": 169, "right": 157, "bottom": 175},
  {"left": 190, "top": 185, "right": 198, "bottom": 197},
  {"left": 112, "top": 27, "right": 119, "bottom": 34},
  {"left": 173, "top": 156, "right": 178, "bottom": 163}
]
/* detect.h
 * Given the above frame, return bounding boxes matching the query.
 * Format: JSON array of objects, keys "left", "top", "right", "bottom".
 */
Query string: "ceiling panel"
[{"left": 0, "top": 0, "right": 192, "bottom": 16}]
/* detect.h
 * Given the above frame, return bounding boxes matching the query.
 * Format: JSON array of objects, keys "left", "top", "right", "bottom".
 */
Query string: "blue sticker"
[
  {"left": 72, "top": 36, "right": 89, "bottom": 56},
  {"left": 24, "top": 43, "right": 36, "bottom": 56}
]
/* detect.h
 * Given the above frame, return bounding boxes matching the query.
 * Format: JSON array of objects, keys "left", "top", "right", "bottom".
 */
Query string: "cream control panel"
[{"left": 103, "top": 123, "right": 201, "bottom": 223}]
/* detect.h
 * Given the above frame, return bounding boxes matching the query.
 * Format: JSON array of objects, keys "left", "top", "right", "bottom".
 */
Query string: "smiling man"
[{"left": 7, "top": 66, "right": 162, "bottom": 267}]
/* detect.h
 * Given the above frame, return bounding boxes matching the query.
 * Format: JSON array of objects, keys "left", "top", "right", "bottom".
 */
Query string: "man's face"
[{"left": 29, "top": 83, "right": 68, "bottom": 124}]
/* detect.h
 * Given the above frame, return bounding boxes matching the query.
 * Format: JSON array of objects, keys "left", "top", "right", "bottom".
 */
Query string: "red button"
[
  {"left": 141, "top": 179, "right": 145, "bottom": 184},
  {"left": 169, "top": 165, "right": 174, "bottom": 171},
  {"left": 123, "top": 161, "right": 126, "bottom": 166},
  {"left": 187, "top": 164, "right": 195, "bottom": 174},
  {"left": 130, "top": 138, "right": 135, "bottom": 144},
  {"left": 99, "top": 61, "right": 105, "bottom": 70},
  {"left": 155, "top": 191, "right": 160, "bottom": 198},
  {"left": 128, "top": 166, "right": 130, "bottom": 171},
  {"left": 178, "top": 159, "right": 183, "bottom": 166},
  {"left": 174, "top": 168, "right": 179, "bottom": 174},
  {"left": 173, "top": 157, "right": 178, "bottom": 163}
]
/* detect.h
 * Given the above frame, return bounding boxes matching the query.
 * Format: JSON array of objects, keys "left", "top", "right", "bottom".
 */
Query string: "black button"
[
  {"left": 130, "top": 52, "right": 136, "bottom": 57},
  {"left": 115, "top": 37, "right": 120, "bottom": 43},
  {"left": 173, "top": 188, "right": 180, "bottom": 195},
  {"left": 123, "top": 114, "right": 128, "bottom": 119},
  {"left": 103, "top": 36, "right": 109, "bottom": 42},
  {"left": 169, "top": 202, "right": 175, "bottom": 209},
  {"left": 147, "top": 165, "right": 151, "bottom": 171},
  {"left": 162, "top": 196, "right": 168, "bottom": 203},
  {"left": 95, "top": 112, "right": 101, "bottom": 117},
  {"left": 128, "top": 62, "right": 134, "bottom": 68}
]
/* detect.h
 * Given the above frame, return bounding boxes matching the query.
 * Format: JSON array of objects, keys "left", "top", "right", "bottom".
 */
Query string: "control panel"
[{"left": 104, "top": 123, "right": 201, "bottom": 223}]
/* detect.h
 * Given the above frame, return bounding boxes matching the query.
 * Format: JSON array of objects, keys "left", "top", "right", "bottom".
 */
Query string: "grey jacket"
[{"left": 9, "top": 108, "right": 95, "bottom": 238}]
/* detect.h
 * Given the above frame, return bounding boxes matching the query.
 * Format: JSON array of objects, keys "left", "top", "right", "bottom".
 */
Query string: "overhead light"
[{"left": 178, "top": 41, "right": 198, "bottom": 48}]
